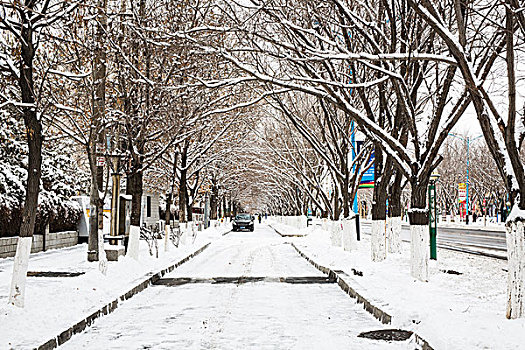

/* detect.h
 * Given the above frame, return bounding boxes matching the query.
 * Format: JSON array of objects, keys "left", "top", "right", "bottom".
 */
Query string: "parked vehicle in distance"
[{"left": 232, "top": 213, "right": 254, "bottom": 232}]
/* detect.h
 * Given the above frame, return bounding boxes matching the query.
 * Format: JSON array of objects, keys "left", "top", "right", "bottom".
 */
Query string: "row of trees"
[
  {"left": 0, "top": 0, "right": 259, "bottom": 308},
  {"left": 170, "top": 0, "right": 525, "bottom": 318},
  {"left": 3, "top": 0, "right": 525, "bottom": 320}
]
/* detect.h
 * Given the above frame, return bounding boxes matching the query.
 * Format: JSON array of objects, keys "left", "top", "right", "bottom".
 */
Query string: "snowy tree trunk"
[
  {"left": 408, "top": 179, "right": 431, "bottom": 281},
  {"left": 97, "top": 229, "right": 108, "bottom": 274},
  {"left": 164, "top": 224, "right": 170, "bottom": 252},
  {"left": 506, "top": 217, "right": 525, "bottom": 319},
  {"left": 164, "top": 191, "right": 172, "bottom": 252},
  {"left": 410, "top": 223, "right": 429, "bottom": 282},
  {"left": 87, "top": 179, "right": 101, "bottom": 261},
  {"left": 127, "top": 170, "right": 143, "bottom": 228},
  {"left": 388, "top": 167, "right": 404, "bottom": 254},
  {"left": 371, "top": 220, "right": 387, "bottom": 261},
  {"left": 186, "top": 192, "right": 193, "bottom": 222},
  {"left": 322, "top": 219, "right": 329, "bottom": 232},
  {"left": 127, "top": 225, "right": 140, "bottom": 260},
  {"left": 371, "top": 184, "right": 388, "bottom": 261},
  {"left": 8, "top": 1, "right": 43, "bottom": 308},
  {"left": 342, "top": 217, "right": 357, "bottom": 252},
  {"left": 330, "top": 221, "right": 342, "bottom": 246},
  {"left": 370, "top": 142, "right": 390, "bottom": 262},
  {"left": 191, "top": 222, "right": 196, "bottom": 243},
  {"left": 386, "top": 216, "right": 393, "bottom": 250},
  {"left": 210, "top": 183, "right": 218, "bottom": 220},
  {"left": 8, "top": 237, "right": 32, "bottom": 307},
  {"left": 388, "top": 216, "right": 402, "bottom": 253},
  {"left": 180, "top": 223, "right": 187, "bottom": 245},
  {"left": 87, "top": 0, "right": 108, "bottom": 263}
]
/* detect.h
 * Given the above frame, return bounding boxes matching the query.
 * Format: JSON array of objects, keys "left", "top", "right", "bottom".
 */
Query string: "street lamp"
[
  {"left": 429, "top": 172, "right": 440, "bottom": 260},
  {"left": 448, "top": 133, "right": 483, "bottom": 224}
]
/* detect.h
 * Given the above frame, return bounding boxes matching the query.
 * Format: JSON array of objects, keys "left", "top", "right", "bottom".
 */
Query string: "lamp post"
[
  {"left": 429, "top": 172, "right": 440, "bottom": 260},
  {"left": 448, "top": 133, "right": 483, "bottom": 224},
  {"left": 107, "top": 129, "right": 127, "bottom": 245}
]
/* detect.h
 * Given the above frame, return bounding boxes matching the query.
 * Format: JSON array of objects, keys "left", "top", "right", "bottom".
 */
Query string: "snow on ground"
[
  {"left": 269, "top": 222, "right": 315, "bottom": 237},
  {"left": 437, "top": 220, "right": 505, "bottom": 231},
  {"left": 3, "top": 218, "right": 518, "bottom": 349},
  {"left": 62, "top": 226, "right": 411, "bottom": 349},
  {"left": 0, "top": 222, "right": 230, "bottom": 349},
  {"left": 280, "top": 220, "right": 525, "bottom": 349}
]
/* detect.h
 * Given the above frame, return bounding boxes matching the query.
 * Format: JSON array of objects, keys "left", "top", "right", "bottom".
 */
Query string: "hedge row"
[{"left": 0, "top": 200, "right": 81, "bottom": 238}]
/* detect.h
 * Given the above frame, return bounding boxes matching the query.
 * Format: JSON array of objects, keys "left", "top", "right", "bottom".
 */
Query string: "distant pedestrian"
[
  {"left": 258, "top": 214, "right": 262, "bottom": 224},
  {"left": 265, "top": 213, "right": 267, "bottom": 220}
]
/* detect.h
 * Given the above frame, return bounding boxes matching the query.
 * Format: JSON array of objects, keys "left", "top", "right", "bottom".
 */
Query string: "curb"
[
  {"left": 290, "top": 242, "right": 434, "bottom": 350},
  {"left": 289, "top": 243, "right": 392, "bottom": 324},
  {"left": 269, "top": 224, "right": 306, "bottom": 237},
  {"left": 35, "top": 242, "right": 211, "bottom": 350}
]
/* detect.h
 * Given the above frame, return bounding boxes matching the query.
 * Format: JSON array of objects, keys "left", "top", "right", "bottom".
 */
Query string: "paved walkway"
[
  {"left": 62, "top": 226, "right": 407, "bottom": 349},
  {"left": 0, "top": 225, "right": 229, "bottom": 349}
]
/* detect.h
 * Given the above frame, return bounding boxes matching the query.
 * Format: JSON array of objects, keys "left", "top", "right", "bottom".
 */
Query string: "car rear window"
[{"left": 236, "top": 214, "right": 250, "bottom": 220}]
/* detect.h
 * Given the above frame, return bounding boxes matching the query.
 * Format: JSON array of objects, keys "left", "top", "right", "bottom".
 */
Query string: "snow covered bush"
[{"left": 0, "top": 114, "right": 87, "bottom": 237}]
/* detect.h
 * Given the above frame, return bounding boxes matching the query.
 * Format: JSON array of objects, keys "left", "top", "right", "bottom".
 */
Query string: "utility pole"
[
  {"left": 351, "top": 121, "right": 360, "bottom": 241},
  {"left": 466, "top": 137, "right": 470, "bottom": 225},
  {"left": 109, "top": 132, "right": 123, "bottom": 245}
]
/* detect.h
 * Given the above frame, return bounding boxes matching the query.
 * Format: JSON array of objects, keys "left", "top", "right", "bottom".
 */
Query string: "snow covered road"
[{"left": 62, "top": 225, "right": 409, "bottom": 349}]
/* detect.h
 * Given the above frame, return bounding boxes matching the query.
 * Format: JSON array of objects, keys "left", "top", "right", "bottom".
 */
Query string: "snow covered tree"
[
  {"left": 407, "top": 0, "right": 525, "bottom": 318},
  {"left": 262, "top": 92, "right": 373, "bottom": 220},
  {"left": 0, "top": 114, "right": 85, "bottom": 237},
  {"left": 177, "top": 0, "right": 471, "bottom": 279},
  {"left": 1, "top": 0, "right": 79, "bottom": 307}
]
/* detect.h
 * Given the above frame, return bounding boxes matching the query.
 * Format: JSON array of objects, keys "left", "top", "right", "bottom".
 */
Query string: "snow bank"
[
  {"left": 289, "top": 223, "right": 525, "bottom": 349},
  {"left": 0, "top": 224, "right": 230, "bottom": 349}
]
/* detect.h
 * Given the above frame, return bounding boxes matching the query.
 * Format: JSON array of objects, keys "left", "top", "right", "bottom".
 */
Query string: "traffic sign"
[
  {"left": 357, "top": 140, "right": 374, "bottom": 186},
  {"left": 458, "top": 183, "right": 466, "bottom": 203},
  {"left": 97, "top": 156, "right": 105, "bottom": 167}
]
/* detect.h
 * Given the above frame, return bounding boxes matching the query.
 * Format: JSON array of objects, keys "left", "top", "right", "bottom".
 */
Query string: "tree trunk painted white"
[
  {"left": 410, "top": 224, "right": 429, "bottom": 281},
  {"left": 97, "top": 229, "right": 108, "bottom": 275},
  {"left": 330, "top": 221, "right": 342, "bottom": 247},
  {"left": 8, "top": 237, "right": 32, "bottom": 307},
  {"left": 191, "top": 222, "right": 196, "bottom": 243},
  {"left": 301, "top": 215, "right": 307, "bottom": 229},
  {"left": 342, "top": 218, "right": 357, "bottom": 252},
  {"left": 180, "top": 223, "right": 187, "bottom": 245},
  {"left": 386, "top": 217, "right": 392, "bottom": 252},
  {"left": 322, "top": 219, "right": 329, "bottom": 232},
  {"left": 388, "top": 216, "right": 402, "bottom": 253},
  {"left": 506, "top": 219, "right": 525, "bottom": 319},
  {"left": 164, "top": 224, "right": 170, "bottom": 252},
  {"left": 371, "top": 219, "right": 386, "bottom": 261},
  {"left": 127, "top": 225, "right": 140, "bottom": 260}
]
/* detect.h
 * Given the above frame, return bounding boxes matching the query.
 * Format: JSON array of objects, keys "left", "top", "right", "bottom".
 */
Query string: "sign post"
[
  {"left": 458, "top": 183, "right": 467, "bottom": 221},
  {"left": 429, "top": 173, "right": 440, "bottom": 260}
]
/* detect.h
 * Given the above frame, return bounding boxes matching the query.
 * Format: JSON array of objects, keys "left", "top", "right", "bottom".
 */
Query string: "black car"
[{"left": 232, "top": 213, "right": 254, "bottom": 232}]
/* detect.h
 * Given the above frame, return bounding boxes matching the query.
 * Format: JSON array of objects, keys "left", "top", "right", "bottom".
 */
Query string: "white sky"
[{"left": 451, "top": 105, "right": 483, "bottom": 137}]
